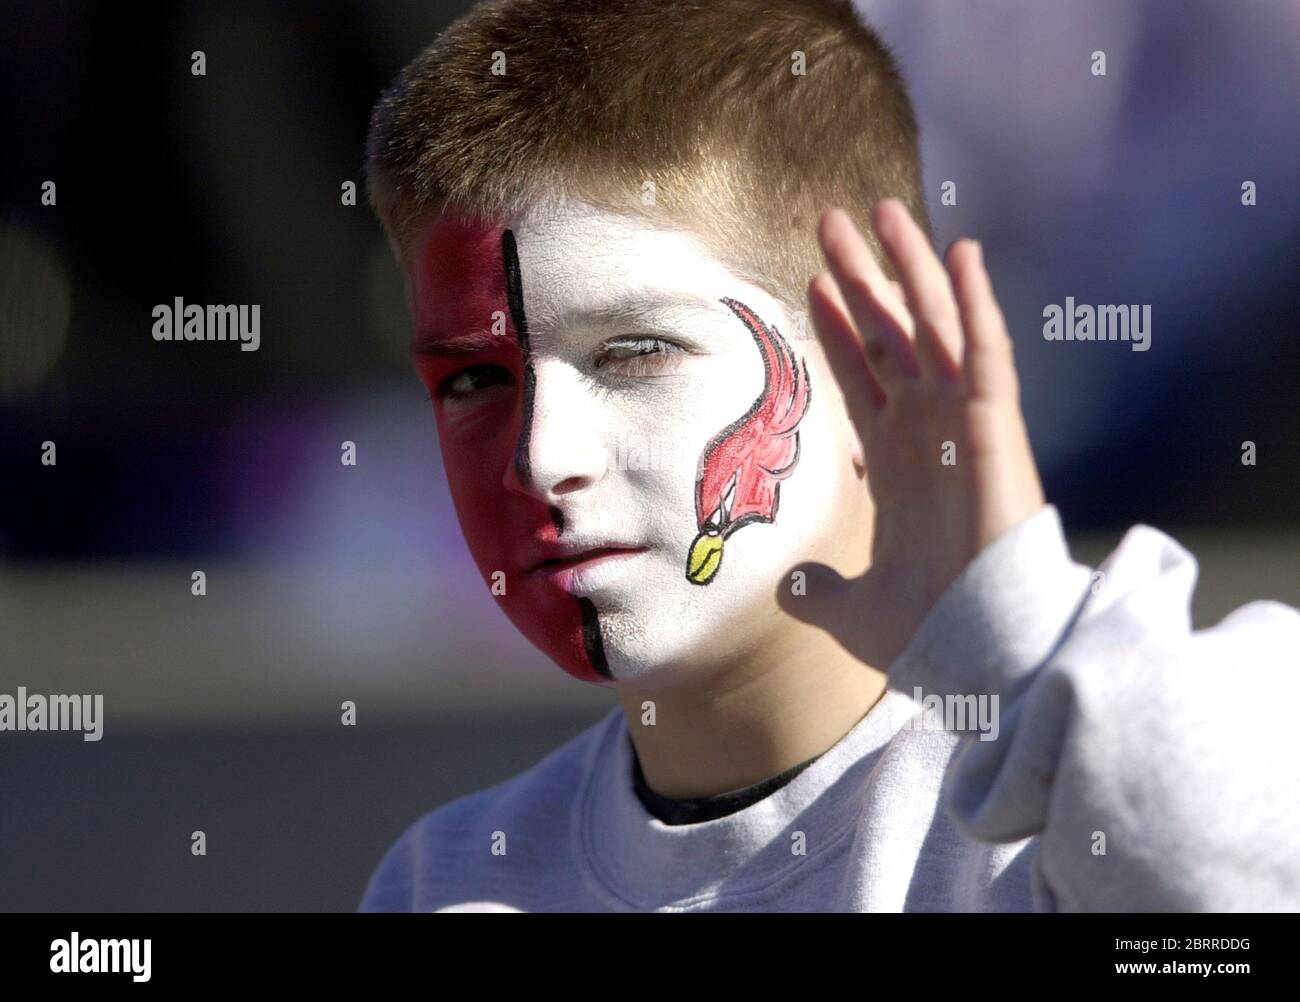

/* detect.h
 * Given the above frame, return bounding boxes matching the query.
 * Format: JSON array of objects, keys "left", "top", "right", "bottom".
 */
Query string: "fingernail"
[{"left": 971, "top": 239, "right": 983, "bottom": 263}]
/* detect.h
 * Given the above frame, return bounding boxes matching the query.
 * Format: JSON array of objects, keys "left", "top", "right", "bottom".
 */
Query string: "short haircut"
[{"left": 365, "top": 0, "right": 930, "bottom": 326}]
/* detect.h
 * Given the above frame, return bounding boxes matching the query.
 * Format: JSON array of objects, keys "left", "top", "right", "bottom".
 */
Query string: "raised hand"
[{"left": 791, "top": 198, "right": 1047, "bottom": 672}]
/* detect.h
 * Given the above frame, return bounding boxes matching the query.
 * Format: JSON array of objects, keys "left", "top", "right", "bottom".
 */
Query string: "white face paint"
[{"left": 409, "top": 195, "right": 866, "bottom": 687}]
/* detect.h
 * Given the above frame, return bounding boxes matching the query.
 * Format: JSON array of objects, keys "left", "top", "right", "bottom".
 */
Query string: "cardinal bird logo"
[{"left": 686, "top": 297, "right": 812, "bottom": 585}]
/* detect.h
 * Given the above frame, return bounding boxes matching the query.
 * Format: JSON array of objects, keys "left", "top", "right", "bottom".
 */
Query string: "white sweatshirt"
[{"left": 358, "top": 504, "right": 1300, "bottom": 911}]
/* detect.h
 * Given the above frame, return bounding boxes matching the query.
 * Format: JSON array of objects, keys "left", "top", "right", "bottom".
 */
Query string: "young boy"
[{"left": 358, "top": 0, "right": 1300, "bottom": 911}]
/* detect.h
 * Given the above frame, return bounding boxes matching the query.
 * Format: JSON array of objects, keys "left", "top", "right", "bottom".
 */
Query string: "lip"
[
  {"left": 525, "top": 546, "right": 649, "bottom": 576},
  {"left": 524, "top": 546, "right": 650, "bottom": 594}
]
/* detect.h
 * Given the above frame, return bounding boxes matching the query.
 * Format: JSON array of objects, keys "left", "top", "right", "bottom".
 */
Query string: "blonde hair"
[{"left": 365, "top": 0, "right": 930, "bottom": 324}]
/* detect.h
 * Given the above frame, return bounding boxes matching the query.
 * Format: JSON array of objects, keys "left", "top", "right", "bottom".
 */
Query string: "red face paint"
[
  {"left": 409, "top": 214, "right": 611, "bottom": 683},
  {"left": 686, "top": 297, "right": 812, "bottom": 585}
]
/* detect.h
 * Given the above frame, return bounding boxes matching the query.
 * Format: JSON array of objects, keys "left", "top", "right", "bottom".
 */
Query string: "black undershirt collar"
[{"left": 628, "top": 734, "right": 826, "bottom": 826}]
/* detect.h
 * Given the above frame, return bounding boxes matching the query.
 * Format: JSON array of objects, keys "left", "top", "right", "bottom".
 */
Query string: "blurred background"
[{"left": 1, "top": 0, "right": 1297, "bottom": 910}]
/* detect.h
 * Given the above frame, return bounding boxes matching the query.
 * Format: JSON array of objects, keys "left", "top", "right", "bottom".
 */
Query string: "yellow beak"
[{"left": 686, "top": 531, "right": 724, "bottom": 585}]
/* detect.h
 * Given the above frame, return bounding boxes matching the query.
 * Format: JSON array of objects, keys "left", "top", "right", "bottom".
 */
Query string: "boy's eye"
[
  {"left": 436, "top": 364, "right": 513, "bottom": 402},
  {"left": 431, "top": 337, "right": 686, "bottom": 404},
  {"left": 595, "top": 337, "right": 687, "bottom": 377}
]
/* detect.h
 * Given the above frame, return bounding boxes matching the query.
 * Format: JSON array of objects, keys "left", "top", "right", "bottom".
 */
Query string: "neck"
[{"left": 616, "top": 620, "right": 888, "bottom": 800}]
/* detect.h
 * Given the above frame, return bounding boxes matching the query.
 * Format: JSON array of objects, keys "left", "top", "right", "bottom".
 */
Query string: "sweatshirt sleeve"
[
  {"left": 887, "top": 503, "right": 1300, "bottom": 911},
  {"left": 358, "top": 824, "right": 419, "bottom": 912}
]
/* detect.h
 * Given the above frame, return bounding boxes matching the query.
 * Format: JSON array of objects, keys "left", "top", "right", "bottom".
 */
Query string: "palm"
[{"left": 789, "top": 200, "right": 1045, "bottom": 673}]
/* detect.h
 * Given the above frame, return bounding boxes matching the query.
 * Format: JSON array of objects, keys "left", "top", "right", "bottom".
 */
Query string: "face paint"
[
  {"left": 407, "top": 197, "right": 855, "bottom": 686},
  {"left": 686, "top": 297, "right": 812, "bottom": 585},
  {"left": 408, "top": 214, "right": 612, "bottom": 684}
]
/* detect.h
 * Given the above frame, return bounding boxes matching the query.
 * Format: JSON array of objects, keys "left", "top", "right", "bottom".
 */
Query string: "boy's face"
[{"left": 405, "top": 196, "right": 870, "bottom": 687}]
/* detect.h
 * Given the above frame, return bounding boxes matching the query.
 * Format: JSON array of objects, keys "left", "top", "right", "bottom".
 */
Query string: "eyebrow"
[
  {"left": 550, "top": 292, "right": 725, "bottom": 331},
  {"left": 409, "top": 328, "right": 509, "bottom": 359},
  {"left": 409, "top": 292, "right": 726, "bottom": 359}
]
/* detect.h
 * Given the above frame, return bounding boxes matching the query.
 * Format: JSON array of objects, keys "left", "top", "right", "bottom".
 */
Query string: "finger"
[
  {"left": 871, "top": 199, "right": 964, "bottom": 382},
  {"left": 808, "top": 272, "right": 886, "bottom": 437},
  {"left": 816, "top": 208, "right": 921, "bottom": 384},
  {"left": 946, "top": 239, "right": 1018, "bottom": 402}
]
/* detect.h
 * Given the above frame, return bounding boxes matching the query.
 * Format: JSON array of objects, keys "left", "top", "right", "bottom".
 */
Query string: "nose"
[{"left": 503, "top": 359, "right": 608, "bottom": 503}]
